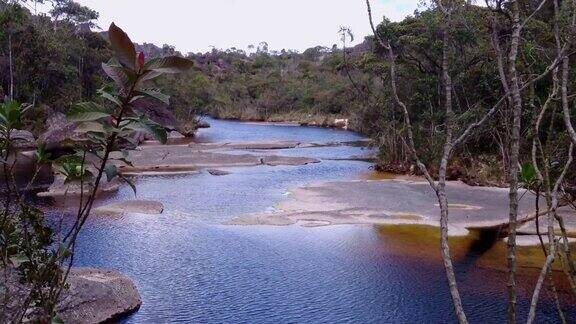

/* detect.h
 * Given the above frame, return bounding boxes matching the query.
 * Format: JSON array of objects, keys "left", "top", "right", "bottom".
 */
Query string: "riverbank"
[{"left": 206, "top": 112, "right": 354, "bottom": 131}]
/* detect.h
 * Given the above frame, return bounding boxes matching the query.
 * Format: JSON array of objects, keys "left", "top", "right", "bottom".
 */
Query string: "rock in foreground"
[
  {"left": 2, "top": 267, "right": 141, "bottom": 323},
  {"left": 58, "top": 268, "right": 142, "bottom": 323}
]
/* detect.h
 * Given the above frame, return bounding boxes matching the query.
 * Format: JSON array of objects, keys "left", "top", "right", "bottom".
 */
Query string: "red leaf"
[{"left": 138, "top": 52, "right": 145, "bottom": 69}]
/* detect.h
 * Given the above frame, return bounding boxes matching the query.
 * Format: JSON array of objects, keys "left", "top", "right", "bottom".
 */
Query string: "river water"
[{"left": 62, "top": 118, "right": 572, "bottom": 323}]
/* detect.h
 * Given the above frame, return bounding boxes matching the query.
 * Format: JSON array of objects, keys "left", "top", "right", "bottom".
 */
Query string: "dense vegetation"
[
  {"left": 2, "top": 0, "right": 576, "bottom": 322},
  {"left": 2, "top": 1, "right": 574, "bottom": 186}
]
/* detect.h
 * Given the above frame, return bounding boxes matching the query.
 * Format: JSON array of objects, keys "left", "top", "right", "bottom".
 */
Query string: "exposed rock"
[
  {"left": 37, "top": 175, "right": 120, "bottom": 198},
  {"left": 333, "top": 118, "right": 349, "bottom": 130},
  {"left": 0, "top": 150, "right": 54, "bottom": 187},
  {"left": 96, "top": 200, "right": 164, "bottom": 215},
  {"left": 261, "top": 156, "right": 320, "bottom": 166},
  {"left": 10, "top": 129, "right": 36, "bottom": 149},
  {"left": 227, "top": 179, "right": 576, "bottom": 235},
  {"left": 114, "top": 145, "right": 319, "bottom": 175},
  {"left": 196, "top": 119, "right": 211, "bottom": 129},
  {"left": 207, "top": 169, "right": 231, "bottom": 176},
  {"left": 504, "top": 235, "right": 576, "bottom": 247},
  {"left": 58, "top": 268, "right": 142, "bottom": 323},
  {"left": 37, "top": 112, "right": 81, "bottom": 150},
  {"left": 118, "top": 165, "right": 200, "bottom": 176},
  {"left": 188, "top": 140, "right": 301, "bottom": 150},
  {"left": 2, "top": 267, "right": 141, "bottom": 324}
]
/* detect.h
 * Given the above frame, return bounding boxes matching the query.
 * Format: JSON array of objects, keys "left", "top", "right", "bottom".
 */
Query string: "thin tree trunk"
[
  {"left": 437, "top": 21, "right": 468, "bottom": 324},
  {"left": 527, "top": 143, "right": 573, "bottom": 323},
  {"left": 366, "top": 2, "right": 467, "bottom": 322},
  {"left": 505, "top": 2, "right": 523, "bottom": 322},
  {"left": 8, "top": 33, "right": 14, "bottom": 100}
]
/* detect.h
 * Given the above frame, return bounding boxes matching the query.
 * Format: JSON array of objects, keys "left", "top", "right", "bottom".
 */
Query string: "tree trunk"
[
  {"left": 8, "top": 33, "right": 14, "bottom": 100},
  {"left": 506, "top": 2, "right": 523, "bottom": 322},
  {"left": 438, "top": 23, "right": 468, "bottom": 324}
]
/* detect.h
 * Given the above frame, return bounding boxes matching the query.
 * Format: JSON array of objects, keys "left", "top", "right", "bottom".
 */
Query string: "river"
[{"left": 56, "top": 117, "right": 572, "bottom": 323}]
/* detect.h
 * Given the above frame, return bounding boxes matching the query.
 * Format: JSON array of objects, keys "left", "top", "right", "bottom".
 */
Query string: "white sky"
[{"left": 37, "top": 0, "right": 419, "bottom": 54}]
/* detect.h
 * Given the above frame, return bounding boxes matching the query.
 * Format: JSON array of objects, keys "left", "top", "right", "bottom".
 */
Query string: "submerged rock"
[
  {"left": 189, "top": 140, "right": 301, "bottom": 150},
  {"left": 207, "top": 169, "right": 231, "bottom": 176},
  {"left": 96, "top": 200, "right": 164, "bottom": 215},
  {"left": 261, "top": 156, "right": 320, "bottom": 166},
  {"left": 117, "top": 145, "right": 320, "bottom": 175}
]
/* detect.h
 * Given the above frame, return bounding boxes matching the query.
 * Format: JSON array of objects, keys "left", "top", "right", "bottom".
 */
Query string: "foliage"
[{"left": 0, "top": 20, "right": 192, "bottom": 322}]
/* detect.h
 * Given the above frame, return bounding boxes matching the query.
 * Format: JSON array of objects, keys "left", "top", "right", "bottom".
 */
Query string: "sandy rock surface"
[
  {"left": 227, "top": 179, "right": 576, "bottom": 240},
  {"left": 95, "top": 200, "right": 164, "bottom": 215}
]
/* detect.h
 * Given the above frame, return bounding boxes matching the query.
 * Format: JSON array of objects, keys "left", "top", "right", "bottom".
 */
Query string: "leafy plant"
[
  {"left": 2, "top": 22, "right": 193, "bottom": 322},
  {"left": 520, "top": 162, "right": 538, "bottom": 188}
]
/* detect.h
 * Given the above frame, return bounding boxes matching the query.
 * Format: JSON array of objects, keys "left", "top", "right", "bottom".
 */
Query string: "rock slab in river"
[
  {"left": 59, "top": 268, "right": 142, "bottom": 323},
  {"left": 96, "top": 200, "right": 164, "bottom": 215}
]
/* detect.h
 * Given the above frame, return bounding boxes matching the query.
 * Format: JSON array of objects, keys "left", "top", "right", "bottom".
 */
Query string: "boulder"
[
  {"left": 95, "top": 200, "right": 164, "bottom": 215},
  {"left": 58, "top": 268, "right": 142, "bottom": 323},
  {"left": 10, "top": 129, "right": 36, "bottom": 149},
  {"left": 37, "top": 112, "right": 81, "bottom": 150},
  {"left": 2, "top": 267, "right": 141, "bottom": 323},
  {"left": 37, "top": 175, "right": 121, "bottom": 198},
  {"left": 333, "top": 118, "right": 349, "bottom": 130}
]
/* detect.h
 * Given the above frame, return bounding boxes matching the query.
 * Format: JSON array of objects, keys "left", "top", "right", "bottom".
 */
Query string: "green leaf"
[
  {"left": 68, "top": 111, "right": 110, "bottom": 123},
  {"left": 68, "top": 102, "right": 110, "bottom": 122},
  {"left": 144, "top": 56, "right": 194, "bottom": 73},
  {"left": 136, "top": 88, "right": 170, "bottom": 105},
  {"left": 124, "top": 116, "right": 168, "bottom": 144},
  {"left": 98, "top": 89, "right": 122, "bottom": 107},
  {"left": 51, "top": 315, "right": 65, "bottom": 324},
  {"left": 113, "top": 157, "right": 134, "bottom": 167},
  {"left": 76, "top": 121, "right": 107, "bottom": 134},
  {"left": 102, "top": 63, "right": 134, "bottom": 89},
  {"left": 57, "top": 243, "right": 71, "bottom": 259},
  {"left": 139, "top": 70, "right": 163, "bottom": 82},
  {"left": 35, "top": 143, "right": 51, "bottom": 163},
  {"left": 521, "top": 162, "right": 536, "bottom": 185},
  {"left": 119, "top": 174, "right": 137, "bottom": 196},
  {"left": 104, "top": 164, "right": 118, "bottom": 182},
  {"left": 108, "top": 23, "right": 136, "bottom": 70},
  {"left": 126, "top": 116, "right": 168, "bottom": 144},
  {"left": 9, "top": 254, "right": 28, "bottom": 267}
]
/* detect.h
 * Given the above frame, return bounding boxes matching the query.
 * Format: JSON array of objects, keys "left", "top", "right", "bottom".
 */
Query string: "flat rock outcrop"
[
  {"left": 189, "top": 140, "right": 301, "bottom": 150},
  {"left": 95, "top": 200, "right": 164, "bottom": 215},
  {"left": 227, "top": 179, "right": 576, "bottom": 240},
  {"left": 114, "top": 144, "right": 320, "bottom": 176}
]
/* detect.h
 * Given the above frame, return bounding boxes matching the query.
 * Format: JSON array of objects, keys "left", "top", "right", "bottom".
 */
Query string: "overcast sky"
[{"left": 40, "top": 0, "right": 419, "bottom": 53}]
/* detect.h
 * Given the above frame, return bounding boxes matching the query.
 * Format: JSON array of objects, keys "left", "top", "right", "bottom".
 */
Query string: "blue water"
[{"left": 63, "top": 118, "right": 572, "bottom": 323}]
